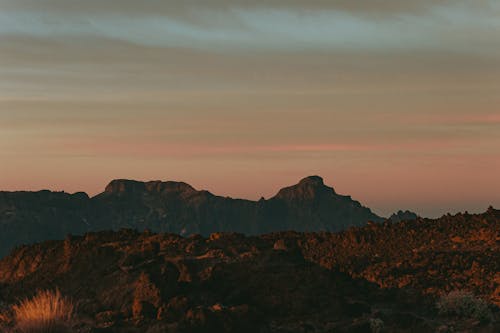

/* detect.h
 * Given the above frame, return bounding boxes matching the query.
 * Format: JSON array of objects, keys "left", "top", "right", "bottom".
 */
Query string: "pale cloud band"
[{"left": 1, "top": 0, "right": 499, "bottom": 53}]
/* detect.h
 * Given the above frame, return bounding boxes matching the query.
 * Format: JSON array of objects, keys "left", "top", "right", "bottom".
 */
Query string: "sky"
[{"left": 1, "top": 0, "right": 499, "bottom": 217}]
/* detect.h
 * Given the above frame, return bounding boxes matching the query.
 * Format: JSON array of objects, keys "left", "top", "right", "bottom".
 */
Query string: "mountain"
[
  {"left": 0, "top": 208, "right": 499, "bottom": 332},
  {"left": 0, "top": 190, "right": 91, "bottom": 258},
  {"left": 0, "top": 176, "right": 381, "bottom": 257},
  {"left": 265, "top": 176, "right": 380, "bottom": 232}
]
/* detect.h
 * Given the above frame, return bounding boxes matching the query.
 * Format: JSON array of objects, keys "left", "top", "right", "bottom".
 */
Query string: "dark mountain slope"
[
  {"left": 267, "top": 176, "right": 379, "bottom": 231},
  {"left": 0, "top": 176, "right": 381, "bottom": 257},
  {"left": 0, "top": 190, "right": 91, "bottom": 257},
  {"left": 92, "top": 179, "right": 259, "bottom": 234}
]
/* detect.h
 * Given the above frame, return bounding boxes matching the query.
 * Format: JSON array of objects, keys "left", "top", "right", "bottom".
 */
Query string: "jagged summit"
[
  {"left": 299, "top": 175, "right": 325, "bottom": 186},
  {"left": 104, "top": 179, "right": 197, "bottom": 196},
  {"left": 274, "top": 175, "right": 336, "bottom": 201},
  {"left": 389, "top": 210, "right": 419, "bottom": 223},
  {"left": 104, "top": 179, "right": 147, "bottom": 195}
]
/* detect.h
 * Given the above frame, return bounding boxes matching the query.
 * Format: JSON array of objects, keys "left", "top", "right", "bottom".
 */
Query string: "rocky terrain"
[
  {"left": 0, "top": 208, "right": 499, "bottom": 332},
  {"left": 0, "top": 176, "right": 381, "bottom": 257}
]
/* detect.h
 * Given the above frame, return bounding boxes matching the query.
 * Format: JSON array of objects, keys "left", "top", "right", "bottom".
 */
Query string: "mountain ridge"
[{"left": 0, "top": 176, "right": 382, "bottom": 257}]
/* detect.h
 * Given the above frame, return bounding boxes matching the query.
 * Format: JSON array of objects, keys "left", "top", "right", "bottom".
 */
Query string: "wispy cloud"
[
  {"left": 405, "top": 113, "right": 500, "bottom": 126},
  {"left": 1, "top": 1, "right": 499, "bottom": 53},
  {"left": 2, "top": 0, "right": 496, "bottom": 17},
  {"left": 2, "top": 137, "right": 482, "bottom": 159}
]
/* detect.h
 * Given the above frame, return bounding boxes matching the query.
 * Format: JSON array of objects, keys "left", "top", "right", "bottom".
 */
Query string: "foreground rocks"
[
  {"left": 298, "top": 206, "right": 500, "bottom": 306},
  {"left": 0, "top": 208, "right": 499, "bottom": 332}
]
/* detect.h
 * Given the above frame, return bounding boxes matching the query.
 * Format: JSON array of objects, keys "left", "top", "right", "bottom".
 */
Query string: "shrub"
[
  {"left": 12, "top": 289, "right": 74, "bottom": 333},
  {"left": 436, "top": 290, "right": 492, "bottom": 322},
  {"left": 369, "top": 318, "right": 384, "bottom": 333}
]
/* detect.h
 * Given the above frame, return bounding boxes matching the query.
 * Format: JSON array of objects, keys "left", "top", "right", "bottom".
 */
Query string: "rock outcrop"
[{"left": 389, "top": 210, "right": 419, "bottom": 222}]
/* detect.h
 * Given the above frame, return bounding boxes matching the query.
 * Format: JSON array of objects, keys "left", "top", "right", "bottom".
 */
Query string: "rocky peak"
[
  {"left": 298, "top": 175, "right": 325, "bottom": 187},
  {"left": 389, "top": 210, "right": 419, "bottom": 223},
  {"left": 487, "top": 206, "right": 499, "bottom": 215},
  {"left": 104, "top": 179, "right": 198, "bottom": 196},
  {"left": 104, "top": 179, "right": 147, "bottom": 195},
  {"left": 143, "top": 181, "right": 196, "bottom": 194},
  {"left": 274, "top": 176, "right": 335, "bottom": 201}
]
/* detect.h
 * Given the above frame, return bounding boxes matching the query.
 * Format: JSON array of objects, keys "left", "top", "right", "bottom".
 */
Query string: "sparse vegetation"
[
  {"left": 369, "top": 318, "right": 384, "bottom": 333},
  {"left": 12, "top": 289, "right": 74, "bottom": 333},
  {"left": 436, "top": 290, "right": 492, "bottom": 322}
]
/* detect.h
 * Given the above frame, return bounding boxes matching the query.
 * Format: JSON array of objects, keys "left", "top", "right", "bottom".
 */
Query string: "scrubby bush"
[
  {"left": 12, "top": 289, "right": 74, "bottom": 333},
  {"left": 436, "top": 290, "right": 492, "bottom": 322},
  {"left": 369, "top": 317, "right": 384, "bottom": 333}
]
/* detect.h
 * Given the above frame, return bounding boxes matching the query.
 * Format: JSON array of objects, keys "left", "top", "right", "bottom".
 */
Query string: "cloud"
[
  {"left": 1, "top": 0, "right": 495, "bottom": 17},
  {"left": 1, "top": 0, "right": 499, "bottom": 54},
  {"left": 0, "top": 139, "right": 466, "bottom": 159},
  {"left": 423, "top": 114, "right": 500, "bottom": 126}
]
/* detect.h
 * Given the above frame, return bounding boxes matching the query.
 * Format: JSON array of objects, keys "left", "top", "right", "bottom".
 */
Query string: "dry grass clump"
[
  {"left": 437, "top": 290, "right": 492, "bottom": 322},
  {"left": 369, "top": 318, "right": 384, "bottom": 333},
  {"left": 12, "top": 289, "right": 74, "bottom": 333}
]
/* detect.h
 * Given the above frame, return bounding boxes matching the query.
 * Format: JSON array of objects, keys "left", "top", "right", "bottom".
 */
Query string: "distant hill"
[{"left": 0, "top": 176, "right": 381, "bottom": 257}]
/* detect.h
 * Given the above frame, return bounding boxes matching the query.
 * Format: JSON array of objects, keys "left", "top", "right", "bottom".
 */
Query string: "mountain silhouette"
[{"left": 0, "top": 176, "right": 381, "bottom": 257}]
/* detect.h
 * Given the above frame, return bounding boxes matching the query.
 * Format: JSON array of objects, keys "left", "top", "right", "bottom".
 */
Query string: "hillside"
[{"left": 0, "top": 208, "right": 499, "bottom": 332}]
